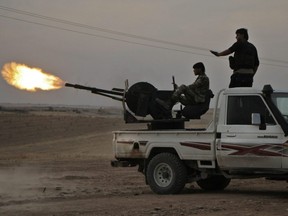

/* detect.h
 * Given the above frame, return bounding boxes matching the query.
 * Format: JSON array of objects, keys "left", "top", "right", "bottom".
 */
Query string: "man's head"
[
  {"left": 193, "top": 62, "right": 205, "bottom": 75},
  {"left": 236, "top": 28, "right": 249, "bottom": 41}
]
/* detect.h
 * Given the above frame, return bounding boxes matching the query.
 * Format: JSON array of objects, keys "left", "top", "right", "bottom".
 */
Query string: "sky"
[{"left": 1, "top": 0, "right": 288, "bottom": 107}]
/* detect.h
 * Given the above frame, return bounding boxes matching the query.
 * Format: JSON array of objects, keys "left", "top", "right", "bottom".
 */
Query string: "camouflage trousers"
[{"left": 171, "top": 85, "right": 196, "bottom": 106}]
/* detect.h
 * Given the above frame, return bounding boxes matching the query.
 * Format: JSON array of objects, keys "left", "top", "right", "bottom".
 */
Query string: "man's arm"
[
  {"left": 188, "top": 75, "right": 208, "bottom": 90},
  {"left": 210, "top": 49, "right": 232, "bottom": 57},
  {"left": 253, "top": 48, "right": 260, "bottom": 74},
  {"left": 253, "top": 66, "right": 259, "bottom": 75}
]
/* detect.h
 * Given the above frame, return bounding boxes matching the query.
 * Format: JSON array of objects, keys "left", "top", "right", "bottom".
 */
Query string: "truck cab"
[{"left": 216, "top": 85, "right": 288, "bottom": 173}]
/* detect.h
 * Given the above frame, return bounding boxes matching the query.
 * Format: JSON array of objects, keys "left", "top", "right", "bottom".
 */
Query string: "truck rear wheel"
[
  {"left": 197, "top": 175, "right": 230, "bottom": 191},
  {"left": 146, "top": 153, "right": 187, "bottom": 194}
]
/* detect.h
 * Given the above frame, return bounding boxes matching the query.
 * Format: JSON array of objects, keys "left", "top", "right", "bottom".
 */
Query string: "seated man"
[
  {"left": 172, "top": 62, "right": 210, "bottom": 106},
  {"left": 157, "top": 62, "right": 210, "bottom": 112}
]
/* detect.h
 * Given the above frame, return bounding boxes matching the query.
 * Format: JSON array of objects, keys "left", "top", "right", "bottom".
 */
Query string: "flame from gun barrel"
[{"left": 1, "top": 62, "right": 64, "bottom": 91}]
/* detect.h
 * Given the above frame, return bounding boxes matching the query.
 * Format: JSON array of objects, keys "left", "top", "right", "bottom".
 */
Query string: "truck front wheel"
[
  {"left": 146, "top": 153, "right": 187, "bottom": 194},
  {"left": 197, "top": 175, "right": 231, "bottom": 191}
]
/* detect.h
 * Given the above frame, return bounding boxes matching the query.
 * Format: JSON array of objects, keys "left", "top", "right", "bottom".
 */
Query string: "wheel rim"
[{"left": 153, "top": 162, "right": 173, "bottom": 187}]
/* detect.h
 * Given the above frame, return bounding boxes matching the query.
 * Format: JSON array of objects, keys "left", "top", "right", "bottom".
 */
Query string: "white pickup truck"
[{"left": 111, "top": 85, "right": 288, "bottom": 194}]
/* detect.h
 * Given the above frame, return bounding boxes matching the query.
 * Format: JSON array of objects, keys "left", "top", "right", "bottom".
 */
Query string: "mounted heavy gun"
[{"left": 65, "top": 78, "right": 213, "bottom": 129}]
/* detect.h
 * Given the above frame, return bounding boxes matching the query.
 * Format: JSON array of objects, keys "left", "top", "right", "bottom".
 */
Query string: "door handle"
[{"left": 226, "top": 134, "right": 236, "bottom": 137}]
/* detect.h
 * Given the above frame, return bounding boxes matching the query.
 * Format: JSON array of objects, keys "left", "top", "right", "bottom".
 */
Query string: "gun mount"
[{"left": 65, "top": 79, "right": 213, "bottom": 129}]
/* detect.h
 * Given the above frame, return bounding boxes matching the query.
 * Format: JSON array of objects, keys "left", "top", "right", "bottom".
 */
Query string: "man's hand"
[
  {"left": 210, "top": 50, "right": 219, "bottom": 57},
  {"left": 173, "top": 83, "right": 178, "bottom": 90}
]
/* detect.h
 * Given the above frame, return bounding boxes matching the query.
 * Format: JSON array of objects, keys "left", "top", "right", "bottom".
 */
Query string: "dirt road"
[{"left": 0, "top": 110, "right": 287, "bottom": 216}]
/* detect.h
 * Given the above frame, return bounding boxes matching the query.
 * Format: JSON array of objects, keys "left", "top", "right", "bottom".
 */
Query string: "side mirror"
[
  {"left": 251, "top": 113, "right": 266, "bottom": 130},
  {"left": 251, "top": 113, "right": 261, "bottom": 125}
]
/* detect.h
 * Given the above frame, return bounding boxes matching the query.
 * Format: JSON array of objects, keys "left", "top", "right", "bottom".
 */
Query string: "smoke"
[{"left": 0, "top": 165, "right": 47, "bottom": 201}]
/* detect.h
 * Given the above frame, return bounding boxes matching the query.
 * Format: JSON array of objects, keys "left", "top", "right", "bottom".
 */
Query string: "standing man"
[{"left": 210, "top": 28, "right": 259, "bottom": 88}]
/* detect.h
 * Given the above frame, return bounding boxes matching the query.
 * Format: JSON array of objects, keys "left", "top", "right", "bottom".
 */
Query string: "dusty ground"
[{"left": 0, "top": 107, "right": 288, "bottom": 216}]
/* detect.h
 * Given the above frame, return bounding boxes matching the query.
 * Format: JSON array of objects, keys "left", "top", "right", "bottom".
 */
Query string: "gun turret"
[
  {"left": 65, "top": 77, "right": 213, "bottom": 130},
  {"left": 65, "top": 81, "right": 174, "bottom": 121}
]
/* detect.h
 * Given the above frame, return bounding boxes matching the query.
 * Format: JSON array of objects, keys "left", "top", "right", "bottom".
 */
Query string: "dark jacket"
[{"left": 229, "top": 41, "right": 259, "bottom": 72}]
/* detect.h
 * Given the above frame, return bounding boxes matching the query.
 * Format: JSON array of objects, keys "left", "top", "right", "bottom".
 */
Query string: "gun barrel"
[
  {"left": 65, "top": 82, "right": 124, "bottom": 102},
  {"left": 65, "top": 83, "right": 93, "bottom": 91},
  {"left": 65, "top": 83, "right": 124, "bottom": 96},
  {"left": 65, "top": 83, "right": 74, "bottom": 88}
]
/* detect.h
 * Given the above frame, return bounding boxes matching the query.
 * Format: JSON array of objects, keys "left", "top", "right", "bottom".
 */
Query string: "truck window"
[
  {"left": 227, "top": 96, "right": 275, "bottom": 125},
  {"left": 271, "top": 93, "right": 288, "bottom": 122}
]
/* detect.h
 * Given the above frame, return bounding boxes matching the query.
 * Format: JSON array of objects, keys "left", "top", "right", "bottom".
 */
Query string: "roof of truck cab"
[
  {"left": 223, "top": 87, "right": 262, "bottom": 95},
  {"left": 221, "top": 86, "right": 288, "bottom": 96}
]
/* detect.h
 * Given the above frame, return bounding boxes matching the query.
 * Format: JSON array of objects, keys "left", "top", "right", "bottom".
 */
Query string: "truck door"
[
  {"left": 271, "top": 93, "right": 288, "bottom": 169},
  {"left": 216, "top": 95, "right": 284, "bottom": 170}
]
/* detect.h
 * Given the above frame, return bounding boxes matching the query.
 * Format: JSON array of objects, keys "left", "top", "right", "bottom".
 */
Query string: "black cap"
[{"left": 193, "top": 62, "right": 205, "bottom": 72}]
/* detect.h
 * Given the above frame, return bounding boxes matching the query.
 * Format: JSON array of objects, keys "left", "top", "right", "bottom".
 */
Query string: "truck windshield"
[{"left": 271, "top": 93, "right": 288, "bottom": 122}]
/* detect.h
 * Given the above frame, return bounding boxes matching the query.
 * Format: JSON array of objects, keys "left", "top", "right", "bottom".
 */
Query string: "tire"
[
  {"left": 146, "top": 153, "right": 187, "bottom": 194},
  {"left": 197, "top": 175, "right": 231, "bottom": 191}
]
